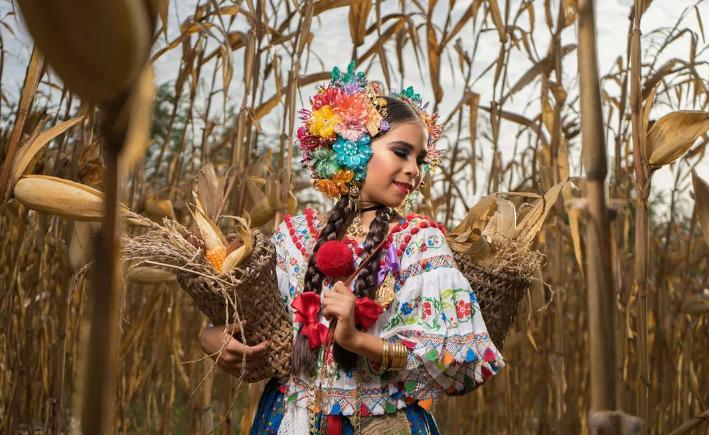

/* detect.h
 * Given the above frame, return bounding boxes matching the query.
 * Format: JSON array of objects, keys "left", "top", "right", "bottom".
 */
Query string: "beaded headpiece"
[{"left": 297, "top": 62, "right": 443, "bottom": 199}]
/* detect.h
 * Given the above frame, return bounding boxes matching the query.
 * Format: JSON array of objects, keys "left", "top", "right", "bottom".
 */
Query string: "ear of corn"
[
  {"left": 13, "top": 175, "right": 141, "bottom": 224},
  {"left": 189, "top": 193, "right": 227, "bottom": 271},
  {"left": 16, "top": 0, "right": 151, "bottom": 102}
]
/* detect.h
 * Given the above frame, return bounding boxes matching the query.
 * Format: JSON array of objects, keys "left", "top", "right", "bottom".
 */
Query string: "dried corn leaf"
[
  {"left": 646, "top": 111, "right": 709, "bottom": 168},
  {"left": 120, "top": 67, "right": 156, "bottom": 172},
  {"left": 514, "top": 181, "right": 566, "bottom": 245},
  {"left": 10, "top": 116, "right": 84, "bottom": 187},
  {"left": 348, "top": 0, "right": 371, "bottom": 47}
]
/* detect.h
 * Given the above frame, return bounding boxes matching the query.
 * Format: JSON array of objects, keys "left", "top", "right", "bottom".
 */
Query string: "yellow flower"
[{"left": 308, "top": 105, "right": 340, "bottom": 139}]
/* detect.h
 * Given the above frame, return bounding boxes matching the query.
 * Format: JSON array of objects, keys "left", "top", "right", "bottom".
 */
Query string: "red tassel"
[{"left": 315, "top": 240, "right": 355, "bottom": 277}]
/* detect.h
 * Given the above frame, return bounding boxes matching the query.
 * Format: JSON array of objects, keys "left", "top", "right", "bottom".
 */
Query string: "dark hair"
[{"left": 292, "top": 96, "right": 423, "bottom": 375}]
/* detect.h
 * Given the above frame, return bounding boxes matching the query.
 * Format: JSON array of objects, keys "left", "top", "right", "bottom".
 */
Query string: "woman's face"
[{"left": 360, "top": 121, "right": 428, "bottom": 207}]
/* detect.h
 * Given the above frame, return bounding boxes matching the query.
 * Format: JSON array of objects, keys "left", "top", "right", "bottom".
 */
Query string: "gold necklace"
[{"left": 346, "top": 213, "right": 369, "bottom": 239}]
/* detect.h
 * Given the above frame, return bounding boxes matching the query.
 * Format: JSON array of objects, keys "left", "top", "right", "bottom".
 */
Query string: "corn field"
[{"left": 1, "top": 0, "right": 708, "bottom": 434}]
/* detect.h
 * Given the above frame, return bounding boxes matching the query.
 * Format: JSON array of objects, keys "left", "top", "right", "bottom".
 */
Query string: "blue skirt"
[{"left": 250, "top": 378, "right": 440, "bottom": 434}]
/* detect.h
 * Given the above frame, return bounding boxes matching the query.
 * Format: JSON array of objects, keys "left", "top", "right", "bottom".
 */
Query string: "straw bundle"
[{"left": 447, "top": 184, "right": 562, "bottom": 349}]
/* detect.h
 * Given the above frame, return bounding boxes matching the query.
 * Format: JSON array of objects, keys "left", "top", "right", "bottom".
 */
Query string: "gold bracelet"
[
  {"left": 389, "top": 342, "right": 408, "bottom": 371},
  {"left": 382, "top": 340, "right": 390, "bottom": 370}
]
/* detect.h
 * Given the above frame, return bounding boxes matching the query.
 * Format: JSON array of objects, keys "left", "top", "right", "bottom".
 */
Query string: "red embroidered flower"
[
  {"left": 422, "top": 301, "right": 432, "bottom": 319},
  {"left": 456, "top": 300, "right": 471, "bottom": 319}
]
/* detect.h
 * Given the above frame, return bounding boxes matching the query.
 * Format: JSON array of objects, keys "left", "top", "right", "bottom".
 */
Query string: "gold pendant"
[{"left": 375, "top": 274, "right": 396, "bottom": 309}]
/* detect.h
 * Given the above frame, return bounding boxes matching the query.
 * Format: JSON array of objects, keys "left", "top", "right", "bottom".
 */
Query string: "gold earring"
[{"left": 348, "top": 184, "right": 361, "bottom": 212}]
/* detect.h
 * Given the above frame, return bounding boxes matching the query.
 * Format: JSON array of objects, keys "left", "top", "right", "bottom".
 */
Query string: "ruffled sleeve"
[
  {"left": 270, "top": 220, "right": 297, "bottom": 314},
  {"left": 269, "top": 209, "right": 322, "bottom": 314},
  {"left": 380, "top": 217, "right": 504, "bottom": 401}
]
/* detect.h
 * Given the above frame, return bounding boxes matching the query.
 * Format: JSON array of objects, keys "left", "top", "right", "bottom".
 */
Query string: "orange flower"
[{"left": 314, "top": 170, "right": 354, "bottom": 198}]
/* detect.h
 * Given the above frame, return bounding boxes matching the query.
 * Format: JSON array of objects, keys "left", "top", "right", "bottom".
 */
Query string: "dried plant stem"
[
  {"left": 577, "top": 0, "right": 619, "bottom": 425},
  {"left": 79, "top": 102, "right": 127, "bottom": 435},
  {"left": 630, "top": 1, "right": 650, "bottom": 424}
]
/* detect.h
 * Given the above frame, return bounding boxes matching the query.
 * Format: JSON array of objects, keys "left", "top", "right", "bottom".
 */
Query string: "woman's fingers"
[
  {"left": 332, "top": 281, "right": 351, "bottom": 294},
  {"left": 225, "top": 339, "right": 269, "bottom": 358}
]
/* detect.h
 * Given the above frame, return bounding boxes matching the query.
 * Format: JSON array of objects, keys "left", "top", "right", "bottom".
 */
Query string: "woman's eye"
[{"left": 393, "top": 149, "right": 409, "bottom": 159}]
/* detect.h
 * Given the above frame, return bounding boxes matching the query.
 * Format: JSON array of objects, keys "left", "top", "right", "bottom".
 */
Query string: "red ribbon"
[
  {"left": 354, "top": 297, "right": 383, "bottom": 331},
  {"left": 291, "top": 291, "right": 329, "bottom": 349}
]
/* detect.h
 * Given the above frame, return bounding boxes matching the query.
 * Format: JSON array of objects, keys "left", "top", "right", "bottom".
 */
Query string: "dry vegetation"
[{"left": 0, "top": 0, "right": 708, "bottom": 434}]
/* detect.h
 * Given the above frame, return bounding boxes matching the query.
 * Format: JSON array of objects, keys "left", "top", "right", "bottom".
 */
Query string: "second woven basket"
[
  {"left": 177, "top": 230, "right": 292, "bottom": 383},
  {"left": 452, "top": 252, "right": 531, "bottom": 351}
]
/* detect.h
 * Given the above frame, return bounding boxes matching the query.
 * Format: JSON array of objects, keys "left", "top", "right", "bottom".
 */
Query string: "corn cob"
[{"left": 190, "top": 194, "right": 227, "bottom": 271}]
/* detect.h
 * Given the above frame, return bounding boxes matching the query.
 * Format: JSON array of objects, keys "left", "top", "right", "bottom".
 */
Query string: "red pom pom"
[{"left": 315, "top": 240, "right": 355, "bottom": 278}]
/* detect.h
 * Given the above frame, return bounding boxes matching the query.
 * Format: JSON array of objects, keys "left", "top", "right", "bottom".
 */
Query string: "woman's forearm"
[{"left": 343, "top": 331, "right": 385, "bottom": 363}]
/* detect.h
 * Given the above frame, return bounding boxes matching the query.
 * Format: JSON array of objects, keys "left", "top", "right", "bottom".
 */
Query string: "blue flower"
[
  {"left": 400, "top": 302, "right": 413, "bottom": 315},
  {"left": 332, "top": 135, "right": 372, "bottom": 180}
]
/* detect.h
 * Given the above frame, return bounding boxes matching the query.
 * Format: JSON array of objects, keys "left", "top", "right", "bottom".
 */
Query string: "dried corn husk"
[
  {"left": 513, "top": 181, "right": 566, "bottom": 245},
  {"left": 13, "top": 175, "right": 140, "bottom": 223},
  {"left": 646, "top": 111, "right": 709, "bottom": 168},
  {"left": 16, "top": 0, "right": 152, "bottom": 102},
  {"left": 143, "top": 197, "right": 175, "bottom": 221},
  {"left": 482, "top": 198, "right": 517, "bottom": 241},
  {"left": 692, "top": 170, "right": 709, "bottom": 246},
  {"left": 221, "top": 216, "right": 254, "bottom": 274},
  {"left": 196, "top": 163, "right": 228, "bottom": 222}
]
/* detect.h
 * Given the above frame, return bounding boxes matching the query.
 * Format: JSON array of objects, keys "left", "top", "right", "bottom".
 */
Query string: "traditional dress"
[{"left": 250, "top": 208, "right": 504, "bottom": 434}]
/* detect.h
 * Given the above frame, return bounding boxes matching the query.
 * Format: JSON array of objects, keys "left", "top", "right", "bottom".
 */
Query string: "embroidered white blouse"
[{"left": 270, "top": 208, "right": 503, "bottom": 418}]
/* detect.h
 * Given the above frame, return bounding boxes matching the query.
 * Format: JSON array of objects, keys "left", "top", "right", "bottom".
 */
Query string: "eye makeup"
[{"left": 388, "top": 141, "right": 427, "bottom": 165}]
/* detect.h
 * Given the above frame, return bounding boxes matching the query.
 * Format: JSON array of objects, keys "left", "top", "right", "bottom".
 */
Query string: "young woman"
[{"left": 199, "top": 63, "right": 503, "bottom": 434}]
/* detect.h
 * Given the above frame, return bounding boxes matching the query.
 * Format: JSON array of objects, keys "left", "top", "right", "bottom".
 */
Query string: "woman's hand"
[
  {"left": 198, "top": 323, "right": 269, "bottom": 378},
  {"left": 322, "top": 281, "right": 361, "bottom": 352}
]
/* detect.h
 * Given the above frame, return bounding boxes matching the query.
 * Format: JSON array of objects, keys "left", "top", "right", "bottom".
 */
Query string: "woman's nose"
[{"left": 404, "top": 157, "right": 420, "bottom": 178}]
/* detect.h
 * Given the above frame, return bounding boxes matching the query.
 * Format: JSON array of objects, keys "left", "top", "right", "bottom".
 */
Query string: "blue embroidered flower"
[
  {"left": 332, "top": 134, "right": 372, "bottom": 181},
  {"left": 400, "top": 302, "right": 413, "bottom": 315}
]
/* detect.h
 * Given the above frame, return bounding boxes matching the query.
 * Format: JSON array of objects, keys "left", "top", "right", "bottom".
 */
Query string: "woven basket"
[
  {"left": 177, "top": 230, "right": 292, "bottom": 383},
  {"left": 453, "top": 252, "right": 532, "bottom": 351}
]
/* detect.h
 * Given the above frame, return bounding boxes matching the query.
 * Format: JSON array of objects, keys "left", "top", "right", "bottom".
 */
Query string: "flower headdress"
[{"left": 297, "top": 62, "right": 443, "bottom": 199}]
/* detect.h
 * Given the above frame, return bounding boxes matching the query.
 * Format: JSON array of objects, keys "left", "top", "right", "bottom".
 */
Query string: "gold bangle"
[
  {"left": 382, "top": 341, "right": 390, "bottom": 370},
  {"left": 389, "top": 342, "right": 408, "bottom": 371}
]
